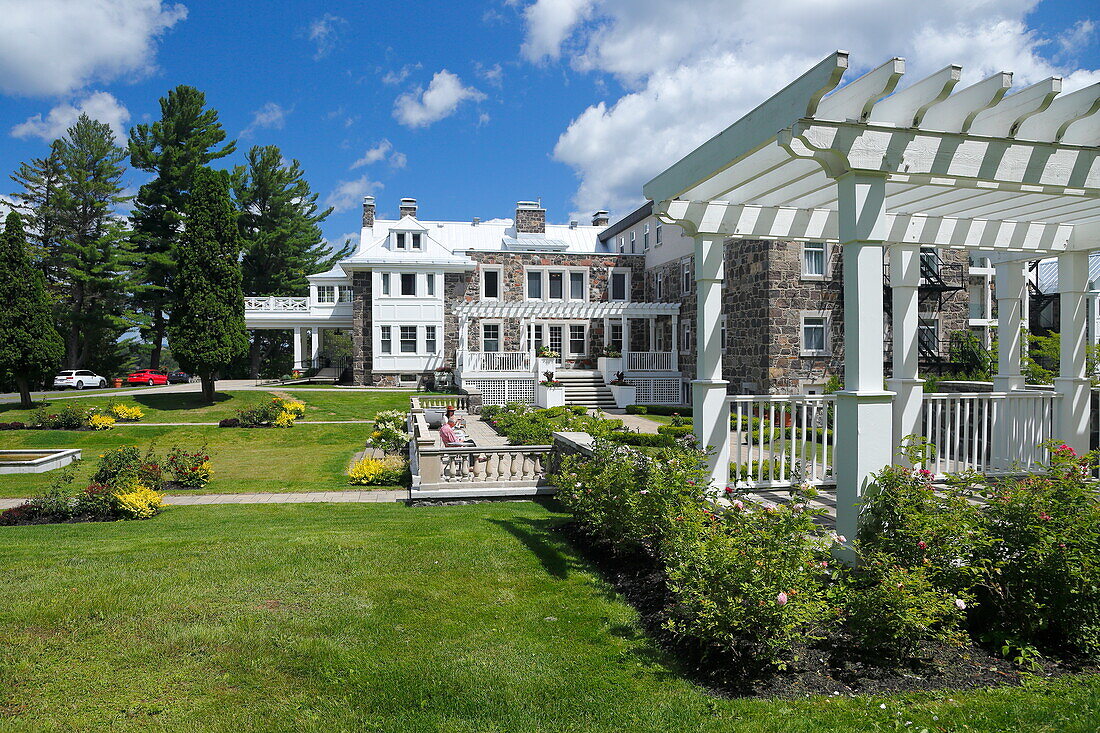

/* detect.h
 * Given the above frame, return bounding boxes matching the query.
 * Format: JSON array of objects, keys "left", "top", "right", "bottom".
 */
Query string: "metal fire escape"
[{"left": 883, "top": 248, "right": 966, "bottom": 375}]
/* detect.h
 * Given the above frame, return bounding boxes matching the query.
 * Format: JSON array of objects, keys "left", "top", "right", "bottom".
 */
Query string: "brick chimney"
[
  {"left": 515, "top": 201, "right": 545, "bottom": 234},
  {"left": 592, "top": 210, "right": 609, "bottom": 227},
  {"left": 399, "top": 197, "right": 417, "bottom": 218},
  {"left": 361, "top": 196, "right": 375, "bottom": 227}
]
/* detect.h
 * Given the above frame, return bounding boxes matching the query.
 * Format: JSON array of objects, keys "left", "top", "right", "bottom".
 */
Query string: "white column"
[
  {"left": 834, "top": 172, "right": 893, "bottom": 548},
  {"left": 310, "top": 327, "right": 322, "bottom": 366},
  {"left": 620, "top": 315, "right": 628, "bottom": 357},
  {"left": 885, "top": 244, "right": 925, "bottom": 457},
  {"left": 648, "top": 318, "right": 656, "bottom": 353},
  {"left": 1055, "top": 250, "right": 1091, "bottom": 454},
  {"left": 692, "top": 234, "right": 731, "bottom": 490},
  {"left": 292, "top": 326, "right": 303, "bottom": 370},
  {"left": 671, "top": 313, "right": 679, "bottom": 371},
  {"left": 993, "top": 261, "right": 1027, "bottom": 392}
]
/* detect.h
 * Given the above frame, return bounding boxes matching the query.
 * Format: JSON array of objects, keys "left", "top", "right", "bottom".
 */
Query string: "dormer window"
[
  {"left": 395, "top": 232, "right": 407, "bottom": 250},
  {"left": 393, "top": 231, "right": 423, "bottom": 251},
  {"left": 411, "top": 233, "right": 422, "bottom": 250}
]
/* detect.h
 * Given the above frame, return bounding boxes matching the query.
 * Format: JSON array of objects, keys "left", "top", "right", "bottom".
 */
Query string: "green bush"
[
  {"left": 569, "top": 404, "right": 589, "bottom": 415},
  {"left": 32, "top": 404, "right": 94, "bottom": 430},
  {"left": 656, "top": 425, "right": 693, "bottom": 438},
  {"left": 605, "top": 432, "right": 675, "bottom": 448},
  {"left": 91, "top": 445, "right": 165, "bottom": 491},
  {"left": 625, "top": 405, "right": 647, "bottom": 414},
  {"left": 637, "top": 404, "right": 692, "bottom": 417},
  {"left": 484, "top": 403, "right": 629, "bottom": 446}
]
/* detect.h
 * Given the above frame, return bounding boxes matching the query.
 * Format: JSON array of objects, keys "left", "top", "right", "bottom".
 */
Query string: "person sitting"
[{"left": 439, "top": 417, "right": 474, "bottom": 447}]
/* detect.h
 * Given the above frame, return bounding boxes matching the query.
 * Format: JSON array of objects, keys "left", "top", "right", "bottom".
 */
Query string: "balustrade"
[
  {"left": 729, "top": 395, "right": 836, "bottom": 488},
  {"left": 415, "top": 445, "right": 551, "bottom": 490},
  {"left": 243, "top": 296, "right": 310, "bottom": 312},
  {"left": 626, "top": 351, "right": 674, "bottom": 371},
  {"left": 460, "top": 351, "right": 532, "bottom": 373}
]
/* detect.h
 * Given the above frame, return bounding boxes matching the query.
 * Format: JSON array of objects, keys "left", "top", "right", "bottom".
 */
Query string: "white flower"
[{"left": 955, "top": 598, "right": 967, "bottom": 611}]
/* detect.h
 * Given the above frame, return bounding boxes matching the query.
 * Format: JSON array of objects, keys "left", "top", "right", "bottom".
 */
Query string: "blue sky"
[{"left": 0, "top": 0, "right": 1097, "bottom": 251}]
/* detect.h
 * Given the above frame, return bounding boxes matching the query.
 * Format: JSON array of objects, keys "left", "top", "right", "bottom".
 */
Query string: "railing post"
[
  {"left": 992, "top": 260, "right": 1027, "bottom": 469},
  {"left": 692, "top": 233, "right": 731, "bottom": 491},
  {"left": 1055, "top": 250, "right": 1091, "bottom": 454}
]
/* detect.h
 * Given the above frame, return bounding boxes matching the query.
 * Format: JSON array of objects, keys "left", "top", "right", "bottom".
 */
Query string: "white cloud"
[
  {"left": 11, "top": 91, "right": 131, "bottom": 142},
  {"left": 524, "top": 0, "right": 1100, "bottom": 216},
  {"left": 477, "top": 62, "right": 505, "bottom": 87},
  {"left": 393, "top": 70, "right": 486, "bottom": 128},
  {"left": 351, "top": 139, "right": 406, "bottom": 169},
  {"left": 242, "top": 102, "right": 290, "bottom": 137},
  {"left": 0, "top": 0, "right": 186, "bottom": 97},
  {"left": 331, "top": 231, "right": 361, "bottom": 249},
  {"left": 382, "top": 63, "right": 422, "bottom": 86},
  {"left": 324, "top": 175, "right": 383, "bottom": 213},
  {"left": 307, "top": 13, "right": 347, "bottom": 60}
]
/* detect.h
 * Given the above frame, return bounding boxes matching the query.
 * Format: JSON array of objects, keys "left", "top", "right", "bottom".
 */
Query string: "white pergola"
[{"left": 644, "top": 52, "right": 1100, "bottom": 542}]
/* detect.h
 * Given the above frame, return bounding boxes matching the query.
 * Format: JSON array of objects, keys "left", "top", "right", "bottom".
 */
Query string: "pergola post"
[
  {"left": 993, "top": 261, "right": 1027, "bottom": 392},
  {"left": 834, "top": 172, "right": 893, "bottom": 546},
  {"left": 885, "top": 243, "right": 925, "bottom": 460},
  {"left": 620, "top": 315, "right": 628, "bottom": 359},
  {"left": 671, "top": 313, "right": 679, "bottom": 371},
  {"left": 310, "top": 327, "right": 322, "bottom": 367},
  {"left": 292, "top": 326, "right": 303, "bottom": 370},
  {"left": 1055, "top": 250, "right": 1091, "bottom": 454},
  {"left": 692, "top": 233, "right": 731, "bottom": 490}
]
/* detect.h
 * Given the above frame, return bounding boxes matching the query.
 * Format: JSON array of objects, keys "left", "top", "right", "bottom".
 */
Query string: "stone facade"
[
  {"left": 351, "top": 271, "right": 372, "bottom": 384},
  {"left": 514, "top": 206, "right": 546, "bottom": 234}
]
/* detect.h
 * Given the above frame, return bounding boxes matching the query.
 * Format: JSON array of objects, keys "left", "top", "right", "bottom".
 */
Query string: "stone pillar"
[
  {"left": 692, "top": 234, "right": 731, "bottom": 490},
  {"left": 885, "top": 243, "right": 925, "bottom": 459},
  {"left": 1055, "top": 250, "right": 1091, "bottom": 454},
  {"left": 834, "top": 172, "right": 893, "bottom": 548},
  {"left": 993, "top": 261, "right": 1027, "bottom": 392},
  {"left": 292, "top": 326, "right": 303, "bottom": 370}
]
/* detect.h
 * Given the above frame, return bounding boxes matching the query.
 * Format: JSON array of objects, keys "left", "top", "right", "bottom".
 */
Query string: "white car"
[{"left": 53, "top": 370, "right": 108, "bottom": 390}]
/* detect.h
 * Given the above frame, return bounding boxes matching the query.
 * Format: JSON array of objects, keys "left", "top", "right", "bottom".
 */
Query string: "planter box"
[
  {"left": 609, "top": 384, "right": 636, "bottom": 408},
  {"left": 535, "top": 357, "right": 559, "bottom": 377},
  {"left": 598, "top": 357, "right": 623, "bottom": 383},
  {"left": 536, "top": 384, "right": 566, "bottom": 408}
]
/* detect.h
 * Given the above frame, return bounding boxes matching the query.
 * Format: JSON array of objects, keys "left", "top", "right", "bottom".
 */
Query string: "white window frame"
[
  {"left": 399, "top": 325, "right": 417, "bottom": 354},
  {"left": 379, "top": 325, "right": 392, "bottom": 354},
  {"left": 337, "top": 286, "right": 353, "bottom": 303},
  {"left": 481, "top": 267, "right": 502, "bottom": 300},
  {"left": 655, "top": 271, "right": 663, "bottom": 300},
  {"left": 426, "top": 273, "right": 436, "bottom": 297},
  {"left": 681, "top": 258, "right": 692, "bottom": 294},
  {"left": 630, "top": 230, "right": 636, "bottom": 253},
  {"left": 525, "top": 267, "right": 589, "bottom": 302},
  {"left": 720, "top": 315, "right": 728, "bottom": 352},
  {"left": 801, "top": 241, "right": 827, "bottom": 280},
  {"left": 800, "top": 310, "right": 831, "bottom": 357},
  {"left": 481, "top": 321, "right": 502, "bottom": 352},
  {"left": 395, "top": 232, "right": 407, "bottom": 251},
  {"left": 411, "top": 232, "right": 422, "bottom": 250},
  {"left": 425, "top": 325, "right": 438, "bottom": 354},
  {"left": 655, "top": 223, "right": 662, "bottom": 247},
  {"left": 568, "top": 271, "right": 586, "bottom": 301},
  {"left": 642, "top": 223, "right": 650, "bottom": 252},
  {"left": 682, "top": 321, "right": 692, "bottom": 351},
  {"left": 380, "top": 273, "right": 391, "bottom": 296},
  {"left": 399, "top": 272, "right": 417, "bottom": 297},
  {"left": 617, "top": 236, "right": 625, "bottom": 254},
  {"left": 316, "top": 285, "right": 335, "bottom": 303},
  {"left": 609, "top": 268, "right": 631, "bottom": 302},
  {"left": 918, "top": 312, "right": 940, "bottom": 355}
]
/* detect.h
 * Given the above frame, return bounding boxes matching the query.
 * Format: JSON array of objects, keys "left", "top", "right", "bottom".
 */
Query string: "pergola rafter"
[{"left": 644, "top": 51, "right": 1100, "bottom": 549}]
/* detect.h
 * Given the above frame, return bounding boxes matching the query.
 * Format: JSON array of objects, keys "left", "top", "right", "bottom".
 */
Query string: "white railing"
[
  {"left": 627, "top": 351, "right": 675, "bottom": 371},
  {"left": 729, "top": 395, "right": 836, "bottom": 489},
  {"left": 461, "top": 351, "right": 532, "bottom": 373},
  {"left": 416, "top": 445, "right": 552, "bottom": 490},
  {"left": 411, "top": 395, "right": 470, "bottom": 411},
  {"left": 244, "top": 296, "right": 310, "bottom": 312},
  {"left": 921, "top": 390, "right": 1058, "bottom": 476}
]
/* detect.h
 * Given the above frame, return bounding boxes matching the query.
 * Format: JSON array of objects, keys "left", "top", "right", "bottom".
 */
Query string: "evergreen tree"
[
  {"left": 232, "top": 144, "right": 350, "bottom": 377},
  {"left": 9, "top": 140, "right": 65, "bottom": 287},
  {"left": 53, "top": 114, "right": 134, "bottom": 372},
  {"left": 169, "top": 167, "right": 248, "bottom": 403},
  {"left": 129, "top": 85, "right": 235, "bottom": 369},
  {"left": 0, "top": 212, "right": 64, "bottom": 408}
]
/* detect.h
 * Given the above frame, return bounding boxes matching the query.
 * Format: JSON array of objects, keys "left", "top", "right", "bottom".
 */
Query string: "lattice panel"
[
  {"left": 464, "top": 378, "right": 536, "bottom": 406},
  {"left": 633, "top": 378, "right": 682, "bottom": 405}
]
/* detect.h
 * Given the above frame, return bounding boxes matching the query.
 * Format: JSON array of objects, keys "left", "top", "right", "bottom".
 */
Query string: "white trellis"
[{"left": 645, "top": 51, "right": 1100, "bottom": 544}]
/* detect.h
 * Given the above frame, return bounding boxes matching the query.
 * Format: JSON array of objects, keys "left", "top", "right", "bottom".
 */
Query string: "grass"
[
  {"left": 1, "top": 502, "right": 1098, "bottom": 732},
  {"left": 0, "top": 389, "right": 416, "bottom": 424},
  {"left": 0, "top": 424, "right": 389, "bottom": 498}
]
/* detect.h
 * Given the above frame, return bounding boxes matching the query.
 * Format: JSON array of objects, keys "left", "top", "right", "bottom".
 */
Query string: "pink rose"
[{"left": 777, "top": 592, "right": 788, "bottom": 606}]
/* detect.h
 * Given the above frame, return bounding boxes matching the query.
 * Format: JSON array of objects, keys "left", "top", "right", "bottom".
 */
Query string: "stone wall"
[{"left": 351, "top": 271, "right": 372, "bottom": 384}]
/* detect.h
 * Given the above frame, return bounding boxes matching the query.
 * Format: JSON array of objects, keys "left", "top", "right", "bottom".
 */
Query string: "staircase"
[{"left": 556, "top": 371, "right": 616, "bottom": 410}]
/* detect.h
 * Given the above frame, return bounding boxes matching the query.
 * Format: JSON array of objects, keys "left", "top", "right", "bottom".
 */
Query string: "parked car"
[
  {"left": 53, "top": 370, "right": 108, "bottom": 390},
  {"left": 167, "top": 370, "right": 191, "bottom": 384},
  {"left": 126, "top": 369, "right": 169, "bottom": 386}
]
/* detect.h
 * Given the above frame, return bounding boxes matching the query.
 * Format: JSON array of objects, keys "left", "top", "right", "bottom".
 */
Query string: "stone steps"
[{"left": 556, "top": 373, "right": 616, "bottom": 408}]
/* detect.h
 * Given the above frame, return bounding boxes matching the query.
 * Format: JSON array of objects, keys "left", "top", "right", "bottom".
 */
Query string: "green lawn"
[
  {"left": 1, "top": 502, "right": 1097, "bottom": 732},
  {"left": 0, "top": 424, "right": 385, "bottom": 498},
  {"left": 0, "top": 389, "right": 416, "bottom": 424}
]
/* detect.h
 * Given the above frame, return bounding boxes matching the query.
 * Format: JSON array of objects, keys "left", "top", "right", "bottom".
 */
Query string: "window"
[
  {"left": 918, "top": 317, "right": 939, "bottom": 355},
  {"left": 338, "top": 286, "right": 353, "bottom": 303},
  {"left": 482, "top": 323, "right": 500, "bottom": 352},
  {"left": 426, "top": 273, "right": 436, "bottom": 296},
  {"left": 569, "top": 272, "right": 585, "bottom": 300},
  {"left": 425, "top": 325, "right": 437, "bottom": 354},
  {"left": 527, "top": 270, "right": 542, "bottom": 299},
  {"left": 720, "top": 315, "right": 728, "bottom": 352},
  {"left": 630, "top": 230, "right": 636, "bottom": 253},
  {"left": 395, "top": 232, "right": 407, "bottom": 250},
  {"left": 400, "top": 273, "right": 416, "bottom": 296},
  {"left": 618, "top": 236, "right": 625, "bottom": 253},
  {"left": 643, "top": 223, "right": 650, "bottom": 251},
  {"left": 400, "top": 326, "right": 417, "bottom": 353},
  {"left": 317, "top": 285, "right": 335, "bottom": 303},
  {"left": 411, "top": 233, "right": 422, "bottom": 250},
  {"left": 569, "top": 325, "right": 586, "bottom": 355},
  {"left": 681, "top": 259, "right": 693, "bottom": 294},
  {"left": 920, "top": 247, "right": 939, "bottom": 281},
  {"left": 548, "top": 271, "right": 563, "bottom": 299},
  {"left": 609, "top": 322, "right": 623, "bottom": 348},
  {"left": 381, "top": 273, "right": 391, "bottom": 295},
  {"left": 482, "top": 269, "right": 500, "bottom": 299},
  {"left": 801, "top": 313, "right": 829, "bottom": 356},
  {"left": 683, "top": 321, "right": 692, "bottom": 351},
  {"left": 655, "top": 224, "right": 663, "bottom": 246},
  {"left": 610, "top": 271, "right": 628, "bottom": 301},
  {"left": 802, "top": 242, "right": 826, "bottom": 279},
  {"left": 380, "top": 326, "right": 392, "bottom": 354},
  {"left": 655, "top": 272, "right": 664, "bottom": 300}
]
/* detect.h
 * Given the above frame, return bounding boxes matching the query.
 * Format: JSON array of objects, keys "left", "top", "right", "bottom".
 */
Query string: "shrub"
[
  {"left": 237, "top": 396, "right": 305, "bottom": 427},
  {"left": 657, "top": 425, "right": 693, "bottom": 438},
  {"left": 218, "top": 417, "right": 240, "bottom": 428},
  {"left": 32, "top": 404, "right": 92, "bottom": 430},
  {"left": 87, "top": 413, "right": 116, "bottom": 430},
  {"left": 637, "top": 404, "right": 692, "bottom": 417},
  {"left": 569, "top": 405, "right": 589, "bottom": 416},
  {"left": 92, "top": 446, "right": 164, "bottom": 491},
  {"left": 0, "top": 421, "right": 25, "bottom": 430},
  {"left": 485, "top": 403, "right": 629, "bottom": 446},
  {"left": 112, "top": 483, "right": 164, "bottom": 519},
  {"left": 165, "top": 446, "right": 213, "bottom": 488},
  {"left": 605, "top": 432, "right": 674, "bottom": 448},
  {"left": 369, "top": 410, "right": 410, "bottom": 454},
  {"left": 625, "top": 405, "right": 647, "bottom": 415},
  {"left": 348, "top": 455, "right": 409, "bottom": 486},
  {"left": 107, "top": 402, "right": 144, "bottom": 421}
]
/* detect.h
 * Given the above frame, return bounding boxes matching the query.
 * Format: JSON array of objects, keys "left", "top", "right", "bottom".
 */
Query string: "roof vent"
[
  {"left": 569, "top": 220, "right": 578, "bottom": 229},
  {"left": 472, "top": 217, "right": 480, "bottom": 226},
  {"left": 592, "top": 210, "right": 609, "bottom": 227}
]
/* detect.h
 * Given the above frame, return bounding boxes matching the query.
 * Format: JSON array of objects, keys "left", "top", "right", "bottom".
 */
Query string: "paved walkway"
[
  {"left": 0, "top": 490, "right": 407, "bottom": 511},
  {"left": 0, "top": 380, "right": 417, "bottom": 405}
]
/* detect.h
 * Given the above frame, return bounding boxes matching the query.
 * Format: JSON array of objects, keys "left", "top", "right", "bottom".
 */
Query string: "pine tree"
[
  {"left": 129, "top": 85, "right": 235, "bottom": 369},
  {"left": 169, "top": 167, "right": 248, "bottom": 403},
  {"left": 9, "top": 140, "right": 65, "bottom": 287},
  {"left": 232, "top": 145, "right": 351, "bottom": 376},
  {"left": 0, "top": 212, "right": 64, "bottom": 408},
  {"left": 53, "top": 114, "right": 135, "bottom": 372}
]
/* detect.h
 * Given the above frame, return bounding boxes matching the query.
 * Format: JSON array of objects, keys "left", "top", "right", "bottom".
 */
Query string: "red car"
[{"left": 126, "top": 369, "right": 169, "bottom": 386}]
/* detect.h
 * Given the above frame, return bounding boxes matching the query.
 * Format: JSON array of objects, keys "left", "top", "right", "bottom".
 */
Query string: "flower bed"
[
  {"left": 480, "top": 403, "right": 623, "bottom": 446},
  {"left": 229, "top": 396, "right": 306, "bottom": 428},
  {"left": 347, "top": 455, "right": 410, "bottom": 487}
]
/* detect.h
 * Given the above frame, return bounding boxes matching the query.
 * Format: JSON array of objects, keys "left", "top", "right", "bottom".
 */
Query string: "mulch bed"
[{"left": 555, "top": 521, "right": 1092, "bottom": 698}]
